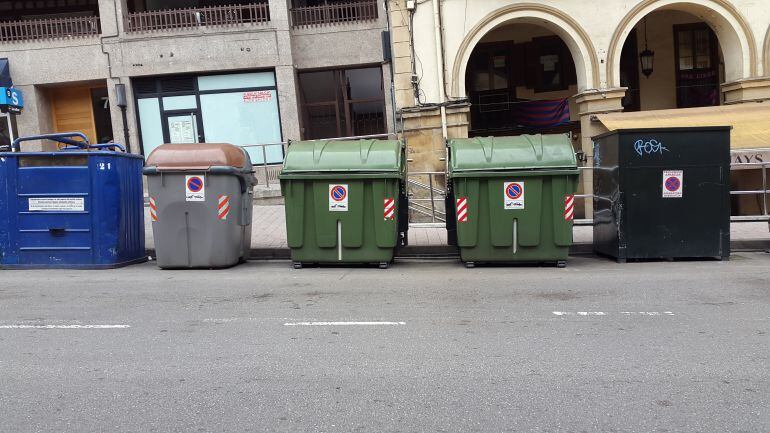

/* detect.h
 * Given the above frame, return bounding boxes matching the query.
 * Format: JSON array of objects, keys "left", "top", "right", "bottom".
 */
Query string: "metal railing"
[
  {"left": 241, "top": 134, "right": 394, "bottom": 188},
  {"left": 407, "top": 171, "right": 446, "bottom": 227},
  {"left": 573, "top": 162, "right": 770, "bottom": 225},
  {"left": 126, "top": 3, "right": 270, "bottom": 33},
  {"left": 0, "top": 15, "right": 100, "bottom": 42},
  {"left": 290, "top": 1, "right": 378, "bottom": 27},
  {"left": 405, "top": 161, "right": 769, "bottom": 227}
]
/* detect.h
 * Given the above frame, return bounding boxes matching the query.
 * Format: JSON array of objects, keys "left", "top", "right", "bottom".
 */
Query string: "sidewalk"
[{"left": 144, "top": 204, "right": 770, "bottom": 250}]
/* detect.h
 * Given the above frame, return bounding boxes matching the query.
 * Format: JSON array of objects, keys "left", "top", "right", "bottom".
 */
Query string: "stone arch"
[
  {"left": 450, "top": 3, "right": 600, "bottom": 99},
  {"left": 607, "top": 0, "right": 758, "bottom": 88}
]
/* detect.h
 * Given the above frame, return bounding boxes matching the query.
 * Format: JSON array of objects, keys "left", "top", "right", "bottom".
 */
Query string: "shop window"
[
  {"left": 0, "top": 114, "right": 12, "bottom": 150},
  {"left": 134, "top": 71, "right": 283, "bottom": 164},
  {"left": 674, "top": 23, "right": 720, "bottom": 108},
  {"left": 298, "top": 66, "right": 386, "bottom": 140}
]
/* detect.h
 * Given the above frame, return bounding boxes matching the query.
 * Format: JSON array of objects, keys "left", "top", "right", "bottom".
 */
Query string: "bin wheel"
[
  {"left": 292, "top": 262, "right": 303, "bottom": 269},
  {"left": 556, "top": 261, "right": 567, "bottom": 268},
  {"left": 465, "top": 262, "right": 475, "bottom": 269},
  {"left": 378, "top": 262, "right": 389, "bottom": 269}
]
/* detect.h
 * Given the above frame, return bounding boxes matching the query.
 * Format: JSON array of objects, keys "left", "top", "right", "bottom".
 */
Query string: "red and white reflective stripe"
[
  {"left": 218, "top": 195, "right": 231, "bottom": 220},
  {"left": 149, "top": 197, "right": 158, "bottom": 222},
  {"left": 564, "top": 194, "right": 575, "bottom": 221},
  {"left": 384, "top": 198, "right": 395, "bottom": 220},
  {"left": 456, "top": 197, "right": 468, "bottom": 222}
]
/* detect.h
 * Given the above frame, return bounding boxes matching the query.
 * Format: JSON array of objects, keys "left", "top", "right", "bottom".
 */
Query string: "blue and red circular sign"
[
  {"left": 187, "top": 176, "right": 204, "bottom": 193},
  {"left": 330, "top": 185, "right": 347, "bottom": 201},
  {"left": 506, "top": 183, "right": 523, "bottom": 200},
  {"left": 664, "top": 176, "right": 681, "bottom": 192}
]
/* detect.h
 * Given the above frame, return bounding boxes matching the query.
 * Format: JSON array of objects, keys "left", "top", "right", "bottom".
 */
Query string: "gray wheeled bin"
[{"left": 143, "top": 143, "right": 257, "bottom": 269}]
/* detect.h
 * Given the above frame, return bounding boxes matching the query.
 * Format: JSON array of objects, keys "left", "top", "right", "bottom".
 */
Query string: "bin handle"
[
  {"left": 12, "top": 132, "right": 90, "bottom": 152},
  {"left": 87, "top": 143, "right": 126, "bottom": 152}
]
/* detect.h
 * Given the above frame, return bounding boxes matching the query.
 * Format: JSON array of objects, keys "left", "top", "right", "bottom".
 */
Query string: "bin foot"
[
  {"left": 464, "top": 261, "right": 475, "bottom": 269},
  {"left": 616, "top": 258, "right": 627, "bottom": 264},
  {"left": 556, "top": 260, "right": 567, "bottom": 268},
  {"left": 292, "top": 262, "right": 303, "bottom": 269},
  {"left": 378, "top": 262, "right": 389, "bottom": 269}
]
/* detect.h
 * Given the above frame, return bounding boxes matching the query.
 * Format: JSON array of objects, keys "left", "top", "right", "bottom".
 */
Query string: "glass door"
[{"left": 164, "top": 111, "right": 203, "bottom": 144}]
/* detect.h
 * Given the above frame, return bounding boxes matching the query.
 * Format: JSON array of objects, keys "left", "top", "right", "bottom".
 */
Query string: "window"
[
  {"left": 529, "top": 36, "right": 573, "bottom": 93},
  {"left": 298, "top": 66, "right": 386, "bottom": 140},
  {"left": 674, "top": 23, "right": 720, "bottom": 108},
  {"left": 134, "top": 71, "right": 283, "bottom": 164}
]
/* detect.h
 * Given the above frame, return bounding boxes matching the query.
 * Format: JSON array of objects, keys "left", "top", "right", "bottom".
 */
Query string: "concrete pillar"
[
  {"left": 275, "top": 65, "right": 301, "bottom": 142},
  {"left": 574, "top": 88, "right": 626, "bottom": 219},
  {"left": 268, "top": 0, "right": 301, "bottom": 143},
  {"left": 12, "top": 85, "right": 53, "bottom": 150},
  {"left": 97, "top": 0, "right": 120, "bottom": 37},
  {"left": 722, "top": 78, "right": 770, "bottom": 104}
]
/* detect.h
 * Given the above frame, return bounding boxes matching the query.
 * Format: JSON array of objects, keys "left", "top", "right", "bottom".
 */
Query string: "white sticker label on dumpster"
[
  {"left": 28, "top": 197, "right": 84, "bottom": 212},
  {"left": 329, "top": 184, "right": 349, "bottom": 212},
  {"left": 503, "top": 181, "right": 525, "bottom": 209},
  {"left": 662, "top": 170, "right": 683, "bottom": 198},
  {"left": 185, "top": 175, "right": 206, "bottom": 202}
]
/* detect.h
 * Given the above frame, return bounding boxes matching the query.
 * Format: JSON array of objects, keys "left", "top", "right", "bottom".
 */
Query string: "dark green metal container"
[
  {"left": 279, "top": 140, "right": 407, "bottom": 268},
  {"left": 446, "top": 135, "right": 579, "bottom": 267}
]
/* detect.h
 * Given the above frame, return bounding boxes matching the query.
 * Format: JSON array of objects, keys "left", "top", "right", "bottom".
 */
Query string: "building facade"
[
  {"left": 388, "top": 0, "right": 770, "bottom": 217},
  {"left": 0, "top": 0, "right": 393, "bottom": 176}
]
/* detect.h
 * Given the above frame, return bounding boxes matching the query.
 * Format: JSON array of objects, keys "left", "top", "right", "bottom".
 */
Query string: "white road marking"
[
  {"left": 553, "top": 312, "right": 606, "bottom": 316},
  {"left": 0, "top": 324, "right": 130, "bottom": 329},
  {"left": 621, "top": 312, "right": 675, "bottom": 316},
  {"left": 283, "top": 321, "right": 406, "bottom": 326},
  {"left": 553, "top": 311, "right": 675, "bottom": 316}
]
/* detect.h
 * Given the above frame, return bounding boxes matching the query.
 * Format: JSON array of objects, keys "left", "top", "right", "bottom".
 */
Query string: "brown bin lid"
[{"left": 146, "top": 143, "right": 247, "bottom": 170}]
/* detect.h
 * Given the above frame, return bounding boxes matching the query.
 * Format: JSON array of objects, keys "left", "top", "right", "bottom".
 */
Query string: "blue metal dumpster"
[{"left": 0, "top": 133, "right": 146, "bottom": 269}]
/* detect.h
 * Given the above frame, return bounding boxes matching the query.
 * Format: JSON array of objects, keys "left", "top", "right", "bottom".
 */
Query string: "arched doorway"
[
  {"left": 610, "top": 1, "right": 764, "bottom": 217},
  {"left": 609, "top": 0, "right": 756, "bottom": 110},
  {"left": 618, "top": 9, "right": 728, "bottom": 111},
  {"left": 464, "top": 22, "right": 582, "bottom": 138}
]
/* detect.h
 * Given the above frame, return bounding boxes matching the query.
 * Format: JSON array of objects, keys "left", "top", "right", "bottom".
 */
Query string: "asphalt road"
[{"left": 0, "top": 254, "right": 769, "bottom": 433}]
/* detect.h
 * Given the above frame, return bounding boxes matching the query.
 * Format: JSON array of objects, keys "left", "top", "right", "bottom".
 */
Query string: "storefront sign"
[
  {"left": 0, "top": 87, "right": 23, "bottom": 114},
  {"left": 242, "top": 90, "right": 272, "bottom": 103},
  {"left": 731, "top": 149, "right": 770, "bottom": 170}
]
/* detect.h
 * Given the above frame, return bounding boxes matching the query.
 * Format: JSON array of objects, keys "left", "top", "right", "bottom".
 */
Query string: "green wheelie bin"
[
  {"left": 279, "top": 140, "right": 408, "bottom": 269},
  {"left": 446, "top": 134, "right": 579, "bottom": 268}
]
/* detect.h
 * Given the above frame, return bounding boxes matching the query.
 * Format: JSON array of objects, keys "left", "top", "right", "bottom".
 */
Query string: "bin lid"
[
  {"left": 280, "top": 140, "right": 404, "bottom": 177},
  {"left": 145, "top": 143, "right": 249, "bottom": 170},
  {"left": 449, "top": 134, "right": 577, "bottom": 173}
]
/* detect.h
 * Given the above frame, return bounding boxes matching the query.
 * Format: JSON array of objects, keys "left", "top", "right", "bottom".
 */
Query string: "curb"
[{"left": 145, "top": 239, "right": 770, "bottom": 261}]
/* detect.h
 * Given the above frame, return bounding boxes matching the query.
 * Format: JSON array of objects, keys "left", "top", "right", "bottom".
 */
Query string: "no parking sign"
[
  {"left": 503, "top": 181, "right": 525, "bottom": 209},
  {"left": 329, "top": 184, "right": 349, "bottom": 211},
  {"left": 186, "top": 175, "right": 205, "bottom": 202},
  {"left": 662, "top": 170, "right": 683, "bottom": 198}
]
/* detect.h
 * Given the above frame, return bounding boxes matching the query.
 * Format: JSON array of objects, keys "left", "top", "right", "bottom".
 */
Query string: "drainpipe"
[{"left": 431, "top": 0, "right": 447, "bottom": 140}]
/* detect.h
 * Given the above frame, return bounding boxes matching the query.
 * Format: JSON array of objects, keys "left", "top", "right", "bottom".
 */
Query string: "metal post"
[
  {"left": 120, "top": 107, "right": 130, "bottom": 150},
  {"left": 763, "top": 162, "right": 768, "bottom": 216},
  {"left": 261, "top": 145, "right": 269, "bottom": 188},
  {"left": 428, "top": 173, "right": 436, "bottom": 223}
]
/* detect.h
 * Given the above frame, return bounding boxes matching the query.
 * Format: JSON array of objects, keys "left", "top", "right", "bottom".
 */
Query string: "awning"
[{"left": 595, "top": 104, "right": 770, "bottom": 149}]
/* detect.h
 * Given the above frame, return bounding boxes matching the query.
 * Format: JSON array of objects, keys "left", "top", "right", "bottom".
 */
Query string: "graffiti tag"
[{"left": 634, "top": 139, "right": 669, "bottom": 157}]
